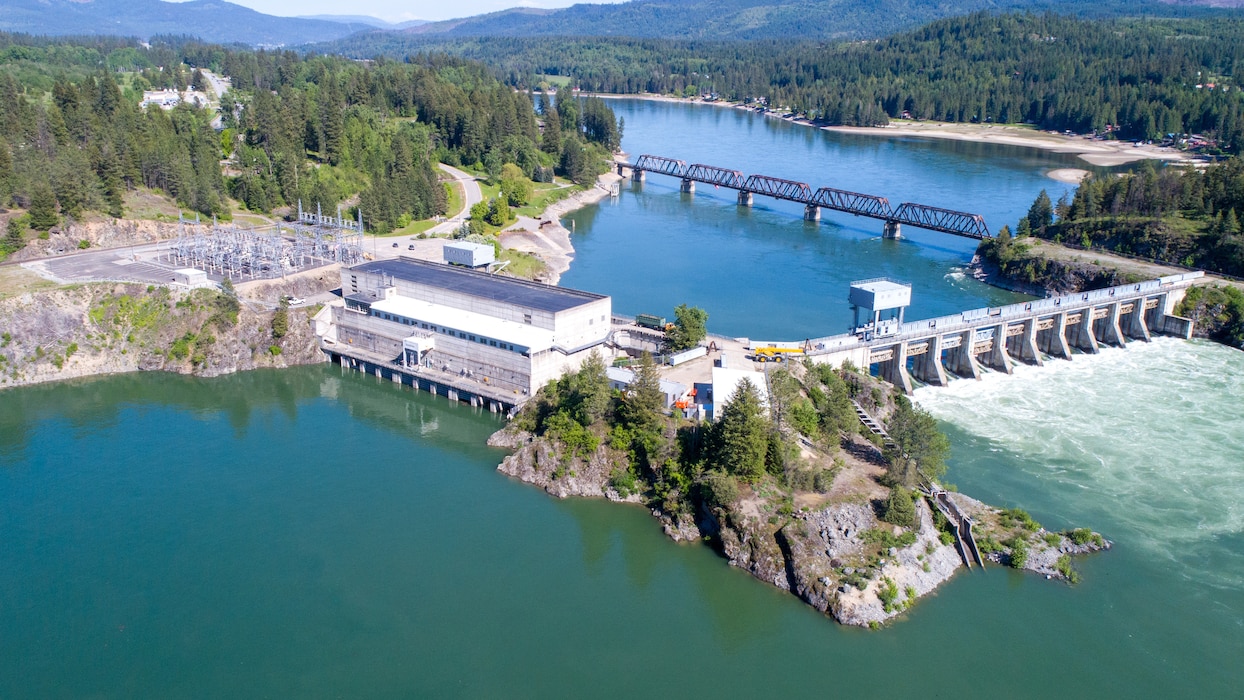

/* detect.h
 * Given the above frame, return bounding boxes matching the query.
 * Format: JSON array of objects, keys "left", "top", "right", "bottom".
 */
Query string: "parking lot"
[{"left": 22, "top": 246, "right": 185, "bottom": 286}]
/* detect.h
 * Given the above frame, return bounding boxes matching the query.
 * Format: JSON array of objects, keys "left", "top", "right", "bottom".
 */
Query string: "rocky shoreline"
[{"left": 488, "top": 425, "right": 1108, "bottom": 628}]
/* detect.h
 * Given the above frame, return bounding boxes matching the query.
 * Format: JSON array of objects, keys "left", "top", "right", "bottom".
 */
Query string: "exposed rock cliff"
[{"left": 0, "top": 283, "right": 323, "bottom": 389}]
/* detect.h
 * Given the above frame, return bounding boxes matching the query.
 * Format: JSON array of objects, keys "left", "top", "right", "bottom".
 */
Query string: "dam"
[{"left": 796, "top": 272, "right": 1203, "bottom": 394}]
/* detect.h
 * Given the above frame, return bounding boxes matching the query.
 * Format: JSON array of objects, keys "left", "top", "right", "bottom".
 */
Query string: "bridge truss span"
[
  {"left": 892, "top": 203, "right": 991, "bottom": 239},
  {"left": 632, "top": 154, "right": 686, "bottom": 177},
  {"left": 626, "top": 153, "right": 993, "bottom": 240},
  {"left": 741, "top": 174, "right": 813, "bottom": 203},
  {"left": 685, "top": 164, "right": 746, "bottom": 189},
  {"left": 813, "top": 187, "right": 893, "bottom": 218}
]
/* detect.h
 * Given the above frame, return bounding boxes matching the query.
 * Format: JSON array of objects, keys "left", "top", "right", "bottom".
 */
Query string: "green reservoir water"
[{"left": 3, "top": 101, "right": 1242, "bottom": 695}]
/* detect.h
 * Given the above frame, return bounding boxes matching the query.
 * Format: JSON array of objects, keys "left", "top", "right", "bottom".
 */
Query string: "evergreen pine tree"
[
  {"left": 712, "top": 379, "right": 769, "bottom": 483},
  {"left": 1027, "top": 189, "right": 1053, "bottom": 231},
  {"left": 27, "top": 183, "right": 59, "bottom": 230}
]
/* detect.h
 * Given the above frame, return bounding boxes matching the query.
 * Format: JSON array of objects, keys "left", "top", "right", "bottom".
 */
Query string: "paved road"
[
  {"left": 201, "top": 69, "right": 231, "bottom": 101},
  {"left": 430, "top": 164, "right": 483, "bottom": 235}
]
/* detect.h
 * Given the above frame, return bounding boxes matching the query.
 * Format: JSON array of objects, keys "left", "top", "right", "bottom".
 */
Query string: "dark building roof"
[{"left": 349, "top": 258, "right": 607, "bottom": 313}]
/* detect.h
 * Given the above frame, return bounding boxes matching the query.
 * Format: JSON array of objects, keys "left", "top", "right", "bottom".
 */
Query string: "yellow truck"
[{"left": 751, "top": 346, "right": 805, "bottom": 363}]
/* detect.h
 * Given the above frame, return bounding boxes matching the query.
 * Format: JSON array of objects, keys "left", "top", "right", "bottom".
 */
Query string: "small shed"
[
  {"left": 443, "top": 241, "right": 496, "bottom": 269},
  {"left": 172, "top": 268, "right": 209, "bottom": 288}
]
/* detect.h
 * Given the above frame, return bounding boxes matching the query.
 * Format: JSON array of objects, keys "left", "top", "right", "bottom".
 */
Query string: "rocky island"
[{"left": 487, "top": 351, "right": 1108, "bottom": 628}]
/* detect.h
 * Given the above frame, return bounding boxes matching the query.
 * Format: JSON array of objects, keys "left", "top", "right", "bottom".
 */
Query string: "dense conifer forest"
[
  {"left": 332, "top": 13, "right": 1244, "bottom": 152},
  {"left": 0, "top": 34, "right": 619, "bottom": 232}
]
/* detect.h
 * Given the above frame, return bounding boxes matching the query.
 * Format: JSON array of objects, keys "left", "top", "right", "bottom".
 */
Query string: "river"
[{"left": 2, "top": 100, "right": 1241, "bottom": 696}]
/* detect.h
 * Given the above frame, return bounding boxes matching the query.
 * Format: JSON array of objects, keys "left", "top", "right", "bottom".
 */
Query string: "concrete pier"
[
  {"left": 909, "top": 335, "right": 948, "bottom": 386},
  {"left": 883, "top": 221, "right": 903, "bottom": 239},
  {"left": 680, "top": 178, "right": 695, "bottom": 194},
  {"left": 803, "top": 204, "right": 820, "bottom": 221},
  {"left": 738, "top": 191, "right": 753, "bottom": 207},
  {"left": 944, "top": 330, "right": 981, "bottom": 379}
]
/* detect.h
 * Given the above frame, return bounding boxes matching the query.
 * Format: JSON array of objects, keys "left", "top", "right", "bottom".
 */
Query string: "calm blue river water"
[{"left": 1, "top": 100, "right": 1241, "bottom": 697}]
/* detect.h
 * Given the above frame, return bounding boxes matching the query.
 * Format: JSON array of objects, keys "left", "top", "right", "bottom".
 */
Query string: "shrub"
[
  {"left": 813, "top": 468, "right": 835, "bottom": 493},
  {"left": 1067, "top": 528, "right": 1094, "bottom": 546},
  {"left": 1056, "top": 554, "right": 1080, "bottom": 584},
  {"left": 77, "top": 239, "right": 90, "bottom": 249},
  {"left": 268, "top": 345, "right": 282, "bottom": 356},
  {"left": 1008, "top": 537, "right": 1029, "bottom": 568},
  {"left": 168, "top": 332, "right": 196, "bottom": 360},
  {"left": 1000, "top": 508, "right": 1041, "bottom": 532},
  {"left": 699, "top": 471, "right": 739, "bottom": 510},
  {"left": 877, "top": 577, "right": 899, "bottom": 613},
  {"left": 609, "top": 467, "right": 638, "bottom": 498}
]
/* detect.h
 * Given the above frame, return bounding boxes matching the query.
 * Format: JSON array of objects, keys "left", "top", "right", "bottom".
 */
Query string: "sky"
[{"left": 196, "top": 0, "right": 629, "bottom": 24}]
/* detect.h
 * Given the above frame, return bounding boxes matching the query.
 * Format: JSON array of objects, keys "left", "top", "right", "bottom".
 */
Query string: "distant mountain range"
[
  {"left": 0, "top": 0, "right": 381, "bottom": 46},
  {"left": 298, "top": 15, "right": 429, "bottom": 30},
  {"left": 0, "top": 0, "right": 1237, "bottom": 47},
  {"left": 396, "top": 0, "right": 1238, "bottom": 41}
]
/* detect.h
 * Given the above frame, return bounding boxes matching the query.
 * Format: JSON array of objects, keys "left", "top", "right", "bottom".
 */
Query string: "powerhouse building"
[{"left": 329, "top": 258, "right": 612, "bottom": 397}]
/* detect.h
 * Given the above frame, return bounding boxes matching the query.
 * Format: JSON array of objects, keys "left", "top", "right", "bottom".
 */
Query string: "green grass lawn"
[
  {"left": 498, "top": 248, "right": 548, "bottom": 280},
  {"left": 516, "top": 184, "right": 578, "bottom": 219}
]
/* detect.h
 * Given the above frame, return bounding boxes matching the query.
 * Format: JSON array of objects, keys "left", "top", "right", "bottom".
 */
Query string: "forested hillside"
[
  {"left": 0, "top": 0, "right": 372, "bottom": 47},
  {"left": 0, "top": 34, "right": 620, "bottom": 237},
  {"left": 394, "top": 0, "right": 1205, "bottom": 41},
  {"left": 987, "top": 157, "right": 1244, "bottom": 274},
  {"left": 333, "top": 13, "right": 1244, "bottom": 152}
]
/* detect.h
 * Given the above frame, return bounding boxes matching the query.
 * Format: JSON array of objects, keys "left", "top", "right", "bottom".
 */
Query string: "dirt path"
[{"left": 1028, "top": 239, "right": 1244, "bottom": 291}]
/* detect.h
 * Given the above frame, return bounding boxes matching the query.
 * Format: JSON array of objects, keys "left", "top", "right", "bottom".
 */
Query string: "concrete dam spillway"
[{"left": 798, "top": 272, "right": 1203, "bottom": 394}]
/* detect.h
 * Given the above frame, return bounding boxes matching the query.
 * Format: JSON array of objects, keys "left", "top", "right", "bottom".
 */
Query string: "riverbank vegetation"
[{"left": 328, "top": 13, "right": 1244, "bottom": 153}]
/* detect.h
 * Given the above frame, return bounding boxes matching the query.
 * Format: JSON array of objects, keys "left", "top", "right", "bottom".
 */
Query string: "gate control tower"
[{"left": 849, "top": 278, "right": 912, "bottom": 340}]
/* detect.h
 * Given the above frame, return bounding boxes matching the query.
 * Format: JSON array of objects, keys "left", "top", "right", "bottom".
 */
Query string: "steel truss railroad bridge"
[{"left": 620, "top": 155, "right": 992, "bottom": 240}]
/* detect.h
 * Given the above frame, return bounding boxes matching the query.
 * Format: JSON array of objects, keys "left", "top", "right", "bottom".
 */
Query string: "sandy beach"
[
  {"left": 594, "top": 93, "right": 1190, "bottom": 168},
  {"left": 823, "top": 122, "right": 1188, "bottom": 167},
  {"left": 500, "top": 170, "right": 622, "bottom": 285}
]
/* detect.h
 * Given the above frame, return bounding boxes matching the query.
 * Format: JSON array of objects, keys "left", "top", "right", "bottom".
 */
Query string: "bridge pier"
[
  {"left": 1007, "top": 318, "right": 1044, "bottom": 366},
  {"left": 738, "top": 191, "right": 753, "bottom": 207},
  {"left": 1068, "top": 312, "right": 1100, "bottom": 354},
  {"left": 878, "top": 342, "right": 914, "bottom": 395},
  {"left": 980, "top": 325, "right": 1014, "bottom": 374},
  {"left": 910, "top": 336, "right": 948, "bottom": 386},
  {"left": 680, "top": 178, "right": 695, "bottom": 194},
  {"left": 617, "top": 163, "right": 627, "bottom": 177},
  {"left": 883, "top": 221, "right": 903, "bottom": 239},
  {"left": 804, "top": 204, "right": 820, "bottom": 222},
  {"left": 945, "top": 330, "right": 981, "bottom": 380}
]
